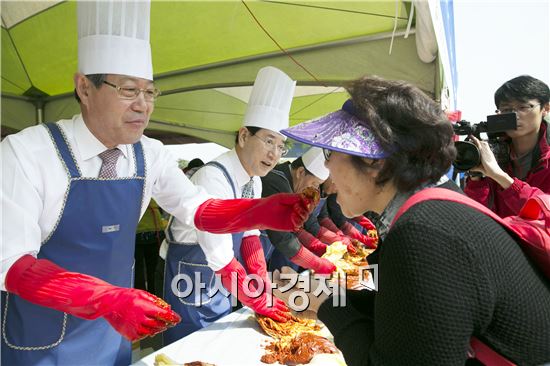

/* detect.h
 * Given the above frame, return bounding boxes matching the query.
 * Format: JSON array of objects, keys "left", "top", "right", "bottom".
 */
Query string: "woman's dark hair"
[
  {"left": 235, "top": 126, "right": 260, "bottom": 144},
  {"left": 346, "top": 75, "right": 456, "bottom": 192},
  {"left": 74, "top": 74, "right": 107, "bottom": 103},
  {"left": 494, "top": 75, "right": 550, "bottom": 108}
]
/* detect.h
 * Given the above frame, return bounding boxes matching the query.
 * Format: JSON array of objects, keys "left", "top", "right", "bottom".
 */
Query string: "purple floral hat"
[{"left": 281, "top": 99, "right": 390, "bottom": 159}]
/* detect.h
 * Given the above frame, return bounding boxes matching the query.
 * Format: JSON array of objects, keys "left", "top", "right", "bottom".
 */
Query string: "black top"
[
  {"left": 325, "top": 193, "right": 348, "bottom": 228},
  {"left": 261, "top": 162, "right": 302, "bottom": 258},
  {"left": 318, "top": 199, "right": 550, "bottom": 366}
]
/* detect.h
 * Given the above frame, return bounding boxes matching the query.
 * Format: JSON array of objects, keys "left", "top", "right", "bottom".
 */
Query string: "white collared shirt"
[
  {"left": 161, "top": 149, "right": 261, "bottom": 271},
  {"left": 1, "top": 114, "right": 209, "bottom": 290}
]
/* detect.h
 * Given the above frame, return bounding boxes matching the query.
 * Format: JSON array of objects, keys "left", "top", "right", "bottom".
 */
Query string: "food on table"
[
  {"left": 261, "top": 332, "right": 339, "bottom": 365},
  {"left": 256, "top": 314, "right": 321, "bottom": 339},
  {"left": 322, "top": 241, "right": 374, "bottom": 289},
  {"left": 154, "top": 353, "right": 216, "bottom": 366}
]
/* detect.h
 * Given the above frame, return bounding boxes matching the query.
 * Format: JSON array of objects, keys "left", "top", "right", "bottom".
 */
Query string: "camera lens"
[{"left": 453, "top": 141, "right": 481, "bottom": 172}]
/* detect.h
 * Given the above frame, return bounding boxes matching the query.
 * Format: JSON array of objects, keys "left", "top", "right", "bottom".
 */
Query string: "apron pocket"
[
  {"left": 176, "top": 261, "right": 217, "bottom": 306},
  {"left": 2, "top": 293, "right": 66, "bottom": 350}
]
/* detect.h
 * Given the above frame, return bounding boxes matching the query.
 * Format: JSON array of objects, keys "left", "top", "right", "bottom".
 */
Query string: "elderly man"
[{"left": 0, "top": 2, "right": 313, "bottom": 365}]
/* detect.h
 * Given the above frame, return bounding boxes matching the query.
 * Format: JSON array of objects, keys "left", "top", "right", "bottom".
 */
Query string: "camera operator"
[{"left": 464, "top": 75, "right": 550, "bottom": 217}]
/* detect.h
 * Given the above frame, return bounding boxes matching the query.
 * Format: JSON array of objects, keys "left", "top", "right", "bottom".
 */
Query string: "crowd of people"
[{"left": 1, "top": 0, "right": 549, "bottom": 365}]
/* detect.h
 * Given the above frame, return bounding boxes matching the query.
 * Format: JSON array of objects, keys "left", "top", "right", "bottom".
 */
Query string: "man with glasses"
[
  {"left": 0, "top": 3, "right": 315, "bottom": 365},
  {"left": 465, "top": 75, "right": 550, "bottom": 217},
  {"left": 160, "top": 66, "right": 297, "bottom": 344},
  {"left": 261, "top": 147, "right": 338, "bottom": 274}
]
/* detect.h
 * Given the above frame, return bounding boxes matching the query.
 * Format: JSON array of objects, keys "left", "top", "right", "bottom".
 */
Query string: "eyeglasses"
[
  {"left": 252, "top": 134, "right": 289, "bottom": 156},
  {"left": 103, "top": 81, "right": 161, "bottom": 102},
  {"left": 495, "top": 103, "right": 541, "bottom": 115},
  {"left": 323, "top": 148, "right": 332, "bottom": 161}
]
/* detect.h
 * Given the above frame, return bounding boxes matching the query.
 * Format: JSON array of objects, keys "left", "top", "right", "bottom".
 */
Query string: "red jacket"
[{"left": 464, "top": 121, "right": 550, "bottom": 217}]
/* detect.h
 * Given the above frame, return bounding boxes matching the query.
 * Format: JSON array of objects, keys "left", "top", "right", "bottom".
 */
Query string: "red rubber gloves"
[
  {"left": 354, "top": 216, "right": 377, "bottom": 231},
  {"left": 216, "top": 258, "right": 291, "bottom": 322},
  {"left": 316, "top": 226, "right": 357, "bottom": 254},
  {"left": 239, "top": 236, "right": 287, "bottom": 311},
  {"left": 290, "top": 246, "right": 336, "bottom": 275},
  {"left": 341, "top": 222, "right": 378, "bottom": 249},
  {"left": 5, "top": 255, "right": 180, "bottom": 341},
  {"left": 296, "top": 229, "right": 328, "bottom": 256},
  {"left": 195, "top": 192, "right": 318, "bottom": 234}
]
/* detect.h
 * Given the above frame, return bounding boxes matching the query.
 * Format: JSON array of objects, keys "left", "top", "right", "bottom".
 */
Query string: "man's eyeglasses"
[
  {"left": 252, "top": 135, "right": 289, "bottom": 156},
  {"left": 496, "top": 103, "right": 541, "bottom": 115},
  {"left": 103, "top": 81, "right": 161, "bottom": 102},
  {"left": 323, "top": 148, "right": 332, "bottom": 161}
]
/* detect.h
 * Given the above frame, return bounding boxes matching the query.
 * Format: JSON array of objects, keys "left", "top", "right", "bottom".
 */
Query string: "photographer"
[{"left": 464, "top": 75, "right": 550, "bottom": 217}]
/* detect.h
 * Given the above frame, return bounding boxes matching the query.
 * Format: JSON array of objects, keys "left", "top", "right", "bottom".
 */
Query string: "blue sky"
[{"left": 454, "top": 0, "right": 550, "bottom": 123}]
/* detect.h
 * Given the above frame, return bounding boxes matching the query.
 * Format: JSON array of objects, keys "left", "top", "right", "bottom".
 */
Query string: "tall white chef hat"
[
  {"left": 77, "top": 0, "right": 153, "bottom": 80},
  {"left": 243, "top": 66, "right": 296, "bottom": 139},
  {"left": 302, "top": 147, "right": 329, "bottom": 181}
]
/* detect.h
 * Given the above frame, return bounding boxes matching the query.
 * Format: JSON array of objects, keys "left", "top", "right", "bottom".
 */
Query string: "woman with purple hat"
[{"left": 275, "top": 76, "right": 550, "bottom": 365}]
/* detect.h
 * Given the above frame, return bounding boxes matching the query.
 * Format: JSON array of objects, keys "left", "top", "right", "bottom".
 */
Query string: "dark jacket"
[
  {"left": 318, "top": 198, "right": 550, "bottom": 366},
  {"left": 260, "top": 162, "right": 302, "bottom": 258}
]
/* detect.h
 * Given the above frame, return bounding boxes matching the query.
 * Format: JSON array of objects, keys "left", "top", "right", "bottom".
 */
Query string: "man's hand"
[
  {"left": 5, "top": 255, "right": 181, "bottom": 341},
  {"left": 194, "top": 192, "right": 319, "bottom": 234},
  {"left": 468, "top": 135, "right": 514, "bottom": 189}
]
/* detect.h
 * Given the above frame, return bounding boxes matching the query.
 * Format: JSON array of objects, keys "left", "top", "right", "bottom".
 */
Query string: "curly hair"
[{"left": 346, "top": 75, "right": 456, "bottom": 192}]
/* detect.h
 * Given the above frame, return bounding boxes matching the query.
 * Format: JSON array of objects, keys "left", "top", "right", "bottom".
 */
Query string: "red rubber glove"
[
  {"left": 341, "top": 221, "right": 378, "bottom": 249},
  {"left": 316, "top": 227, "right": 357, "bottom": 254},
  {"left": 290, "top": 246, "right": 336, "bottom": 275},
  {"left": 240, "top": 235, "right": 287, "bottom": 310},
  {"left": 195, "top": 192, "right": 318, "bottom": 234},
  {"left": 5, "top": 255, "right": 180, "bottom": 341},
  {"left": 319, "top": 217, "right": 344, "bottom": 236},
  {"left": 296, "top": 229, "right": 328, "bottom": 256},
  {"left": 353, "top": 216, "right": 377, "bottom": 231},
  {"left": 216, "top": 258, "right": 291, "bottom": 322}
]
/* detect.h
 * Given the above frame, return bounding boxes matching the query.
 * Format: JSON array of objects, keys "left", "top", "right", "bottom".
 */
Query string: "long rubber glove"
[
  {"left": 296, "top": 229, "right": 328, "bottom": 256},
  {"left": 341, "top": 221, "right": 378, "bottom": 249},
  {"left": 353, "top": 216, "right": 377, "bottom": 231},
  {"left": 239, "top": 236, "right": 287, "bottom": 310},
  {"left": 5, "top": 255, "right": 181, "bottom": 341},
  {"left": 216, "top": 258, "right": 291, "bottom": 322},
  {"left": 316, "top": 226, "right": 357, "bottom": 254},
  {"left": 290, "top": 246, "right": 336, "bottom": 275},
  {"left": 195, "top": 192, "right": 318, "bottom": 234},
  {"left": 319, "top": 217, "right": 345, "bottom": 236}
]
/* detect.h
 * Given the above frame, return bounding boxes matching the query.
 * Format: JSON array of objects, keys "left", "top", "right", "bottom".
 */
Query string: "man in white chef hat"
[
  {"left": 1, "top": 2, "right": 316, "bottom": 364},
  {"left": 261, "top": 146, "right": 340, "bottom": 273},
  {"left": 162, "top": 66, "right": 299, "bottom": 344}
]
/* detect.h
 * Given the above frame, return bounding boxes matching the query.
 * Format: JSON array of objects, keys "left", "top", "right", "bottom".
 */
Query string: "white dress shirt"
[
  {"left": 160, "top": 149, "right": 261, "bottom": 271},
  {"left": 1, "top": 114, "right": 209, "bottom": 290}
]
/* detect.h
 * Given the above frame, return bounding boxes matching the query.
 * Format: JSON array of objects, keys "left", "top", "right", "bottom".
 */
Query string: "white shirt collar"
[
  {"left": 73, "top": 114, "right": 130, "bottom": 161},
  {"left": 226, "top": 149, "right": 253, "bottom": 188}
]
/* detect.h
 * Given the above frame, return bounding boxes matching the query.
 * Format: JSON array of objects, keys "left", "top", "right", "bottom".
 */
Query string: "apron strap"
[
  {"left": 44, "top": 122, "right": 81, "bottom": 178},
  {"left": 132, "top": 141, "right": 145, "bottom": 177},
  {"left": 166, "top": 160, "right": 237, "bottom": 243}
]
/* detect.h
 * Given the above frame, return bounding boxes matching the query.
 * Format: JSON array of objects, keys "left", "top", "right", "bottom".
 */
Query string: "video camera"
[{"left": 452, "top": 112, "right": 517, "bottom": 172}]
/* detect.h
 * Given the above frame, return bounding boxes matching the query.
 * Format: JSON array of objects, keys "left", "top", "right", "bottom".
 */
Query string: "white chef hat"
[
  {"left": 302, "top": 147, "right": 329, "bottom": 181},
  {"left": 77, "top": 0, "right": 153, "bottom": 81},
  {"left": 243, "top": 66, "right": 296, "bottom": 139}
]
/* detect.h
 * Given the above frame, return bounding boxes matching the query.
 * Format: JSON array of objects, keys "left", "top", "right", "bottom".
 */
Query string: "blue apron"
[
  {"left": 1, "top": 122, "right": 145, "bottom": 366},
  {"left": 163, "top": 162, "right": 244, "bottom": 345},
  {"left": 267, "top": 197, "right": 327, "bottom": 272}
]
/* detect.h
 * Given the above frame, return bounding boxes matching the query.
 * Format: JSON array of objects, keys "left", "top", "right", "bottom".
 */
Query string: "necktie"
[
  {"left": 241, "top": 178, "right": 255, "bottom": 198},
  {"left": 98, "top": 148, "right": 122, "bottom": 178}
]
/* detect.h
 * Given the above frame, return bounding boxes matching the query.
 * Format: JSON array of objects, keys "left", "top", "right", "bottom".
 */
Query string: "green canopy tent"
[{"left": 2, "top": 0, "right": 454, "bottom": 147}]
